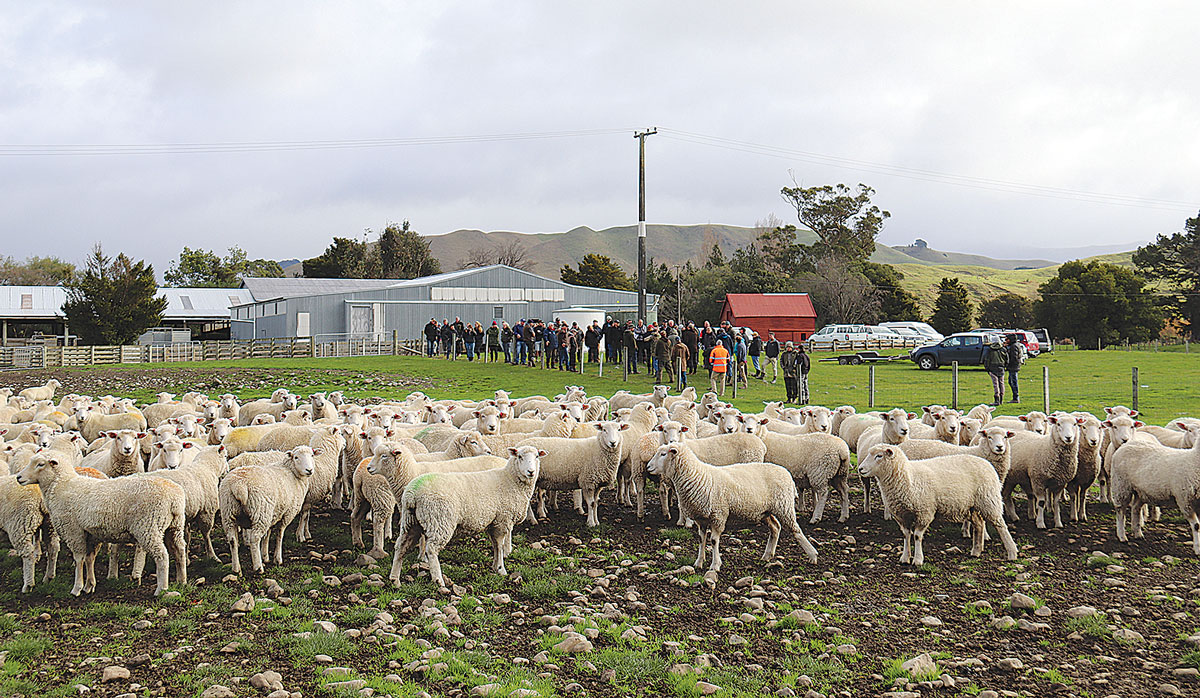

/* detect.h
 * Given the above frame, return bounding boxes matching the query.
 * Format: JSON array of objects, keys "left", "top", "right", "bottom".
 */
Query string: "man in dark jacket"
[
  {"left": 423, "top": 318, "right": 439, "bottom": 357},
  {"left": 764, "top": 332, "right": 780, "bottom": 384},
  {"left": 486, "top": 321, "right": 501, "bottom": 362},
  {"left": 623, "top": 321, "right": 639, "bottom": 373},
  {"left": 523, "top": 321, "right": 537, "bottom": 366},
  {"left": 501, "top": 322, "right": 514, "bottom": 363},
  {"left": 797, "top": 344, "right": 811, "bottom": 405},
  {"left": 749, "top": 332, "right": 764, "bottom": 380},
  {"left": 983, "top": 339, "right": 1006, "bottom": 406},
  {"left": 653, "top": 331, "right": 670, "bottom": 383},
  {"left": 513, "top": 320, "right": 525, "bottom": 365},
  {"left": 1005, "top": 334, "right": 1025, "bottom": 403},
  {"left": 681, "top": 322, "right": 699, "bottom": 374},
  {"left": 605, "top": 318, "right": 621, "bottom": 364},
  {"left": 780, "top": 341, "right": 800, "bottom": 404},
  {"left": 585, "top": 321, "right": 601, "bottom": 363},
  {"left": 439, "top": 319, "right": 455, "bottom": 360}
]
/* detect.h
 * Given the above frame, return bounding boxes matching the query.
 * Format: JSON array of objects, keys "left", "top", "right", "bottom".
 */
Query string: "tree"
[
  {"left": 1034, "top": 260, "right": 1162, "bottom": 348},
  {"left": 797, "top": 255, "right": 881, "bottom": 325},
  {"left": 861, "top": 261, "right": 922, "bottom": 322},
  {"left": 0, "top": 255, "right": 75, "bottom": 285},
  {"left": 164, "top": 246, "right": 283, "bottom": 287},
  {"left": 457, "top": 239, "right": 532, "bottom": 271},
  {"left": 780, "top": 182, "right": 890, "bottom": 265},
  {"left": 561, "top": 254, "right": 634, "bottom": 291},
  {"left": 704, "top": 242, "right": 727, "bottom": 269},
  {"left": 1133, "top": 210, "right": 1200, "bottom": 337},
  {"left": 978, "top": 292, "right": 1034, "bottom": 329},
  {"left": 929, "top": 277, "right": 974, "bottom": 335},
  {"left": 378, "top": 221, "right": 441, "bottom": 278},
  {"left": 62, "top": 244, "right": 166, "bottom": 345},
  {"left": 303, "top": 237, "right": 374, "bottom": 278}
]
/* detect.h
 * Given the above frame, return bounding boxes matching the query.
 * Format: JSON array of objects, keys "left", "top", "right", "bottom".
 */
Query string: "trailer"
[{"left": 819, "top": 351, "right": 908, "bottom": 365}]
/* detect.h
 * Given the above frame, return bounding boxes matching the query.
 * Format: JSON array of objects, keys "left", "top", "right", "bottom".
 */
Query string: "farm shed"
[
  {"left": 230, "top": 265, "right": 657, "bottom": 341},
  {"left": 0, "top": 285, "right": 251, "bottom": 344},
  {"left": 719, "top": 293, "right": 817, "bottom": 343}
]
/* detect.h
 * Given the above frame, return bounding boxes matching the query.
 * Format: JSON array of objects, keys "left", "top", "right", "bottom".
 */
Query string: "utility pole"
[
  {"left": 635, "top": 127, "right": 657, "bottom": 322},
  {"left": 671, "top": 264, "right": 682, "bottom": 326}
]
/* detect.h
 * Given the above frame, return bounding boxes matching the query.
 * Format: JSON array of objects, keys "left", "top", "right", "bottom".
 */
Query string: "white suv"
[
  {"left": 808, "top": 324, "right": 913, "bottom": 350},
  {"left": 880, "top": 321, "right": 944, "bottom": 344}
]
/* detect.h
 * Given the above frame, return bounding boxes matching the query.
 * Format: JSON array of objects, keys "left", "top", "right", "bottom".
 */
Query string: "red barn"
[{"left": 719, "top": 293, "right": 817, "bottom": 343}]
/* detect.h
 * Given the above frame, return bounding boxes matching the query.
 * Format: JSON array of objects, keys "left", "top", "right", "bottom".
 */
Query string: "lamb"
[
  {"left": 281, "top": 409, "right": 313, "bottom": 425},
  {"left": 988, "top": 411, "right": 1048, "bottom": 436},
  {"left": 662, "top": 386, "right": 698, "bottom": 410},
  {"left": 858, "top": 444, "right": 1017, "bottom": 566},
  {"left": 920, "top": 405, "right": 948, "bottom": 426},
  {"left": 629, "top": 420, "right": 689, "bottom": 520},
  {"left": 837, "top": 412, "right": 883, "bottom": 453},
  {"left": 1003, "top": 412, "right": 1081, "bottom": 528},
  {"left": 0, "top": 474, "right": 59, "bottom": 592},
  {"left": 1110, "top": 423, "right": 1200, "bottom": 554},
  {"left": 18, "top": 379, "right": 61, "bottom": 403},
  {"left": 656, "top": 425, "right": 773, "bottom": 524},
  {"left": 412, "top": 431, "right": 492, "bottom": 461},
  {"left": 140, "top": 444, "right": 227, "bottom": 561},
  {"left": 218, "top": 394, "right": 240, "bottom": 423},
  {"left": 959, "top": 418, "right": 984, "bottom": 446},
  {"left": 1138, "top": 423, "right": 1199, "bottom": 448},
  {"left": 424, "top": 404, "right": 456, "bottom": 426},
  {"left": 1066, "top": 412, "right": 1103, "bottom": 522},
  {"left": 219, "top": 445, "right": 314, "bottom": 575},
  {"left": 366, "top": 442, "right": 507, "bottom": 504},
  {"left": 221, "top": 424, "right": 278, "bottom": 457},
  {"left": 899, "top": 426, "right": 1013, "bottom": 484},
  {"left": 256, "top": 423, "right": 328, "bottom": 452},
  {"left": 829, "top": 405, "right": 857, "bottom": 437},
  {"left": 80, "top": 430, "right": 147, "bottom": 477},
  {"left": 237, "top": 394, "right": 299, "bottom": 426},
  {"left": 750, "top": 420, "right": 852, "bottom": 524},
  {"left": 307, "top": 392, "right": 337, "bottom": 422},
  {"left": 390, "top": 445, "right": 543, "bottom": 588},
  {"left": 350, "top": 456, "right": 395, "bottom": 558},
  {"left": 335, "top": 425, "right": 385, "bottom": 509},
  {"left": 516, "top": 421, "right": 629, "bottom": 527},
  {"left": 78, "top": 408, "right": 148, "bottom": 443},
  {"left": 290, "top": 428, "right": 345, "bottom": 542},
  {"left": 609, "top": 385, "right": 670, "bottom": 412},
  {"left": 584, "top": 396, "right": 609, "bottom": 421},
  {"left": 207, "top": 418, "right": 233, "bottom": 446},
  {"left": 147, "top": 435, "right": 201, "bottom": 472},
  {"left": 612, "top": 403, "right": 659, "bottom": 506},
  {"left": 856, "top": 408, "right": 916, "bottom": 514},
  {"left": 16, "top": 451, "right": 187, "bottom": 595},
  {"left": 1098, "top": 413, "right": 1150, "bottom": 502},
  {"left": 458, "top": 405, "right": 507, "bottom": 435},
  {"left": 925, "top": 408, "right": 962, "bottom": 444},
  {"left": 647, "top": 441, "right": 818, "bottom": 571},
  {"left": 669, "top": 401, "right": 699, "bottom": 434},
  {"left": 965, "top": 404, "right": 996, "bottom": 424}
]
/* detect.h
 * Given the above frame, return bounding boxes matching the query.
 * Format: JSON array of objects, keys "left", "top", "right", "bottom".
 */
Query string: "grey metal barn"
[{"left": 230, "top": 265, "right": 657, "bottom": 341}]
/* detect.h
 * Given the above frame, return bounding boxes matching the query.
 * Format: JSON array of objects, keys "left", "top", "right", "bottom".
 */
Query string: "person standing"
[
  {"left": 670, "top": 334, "right": 690, "bottom": 387},
  {"left": 681, "top": 322, "right": 699, "bottom": 374},
  {"left": 653, "top": 330, "right": 670, "bottom": 383},
  {"left": 709, "top": 339, "right": 729, "bottom": 396},
  {"left": 486, "top": 321, "right": 501, "bottom": 362},
  {"left": 605, "top": 318, "right": 621, "bottom": 365},
  {"left": 440, "top": 319, "right": 455, "bottom": 360},
  {"left": 1005, "top": 334, "right": 1026, "bottom": 403},
  {"left": 523, "top": 320, "right": 537, "bottom": 366},
  {"left": 797, "top": 343, "right": 811, "bottom": 405},
  {"left": 513, "top": 319, "right": 526, "bottom": 365},
  {"left": 585, "top": 321, "right": 601, "bottom": 363},
  {"left": 733, "top": 332, "right": 749, "bottom": 388},
  {"left": 749, "top": 331, "right": 763, "bottom": 380},
  {"left": 423, "top": 318, "right": 439, "bottom": 357},
  {"left": 501, "top": 322, "right": 514, "bottom": 363},
  {"left": 983, "top": 337, "right": 1007, "bottom": 406},
  {"left": 780, "top": 341, "right": 799, "bottom": 403},
  {"left": 623, "top": 321, "right": 639, "bottom": 374},
  {"left": 764, "top": 332, "right": 780, "bottom": 384}
]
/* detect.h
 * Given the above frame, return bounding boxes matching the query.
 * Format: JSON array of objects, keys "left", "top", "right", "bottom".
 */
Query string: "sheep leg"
[
  {"left": 709, "top": 522, "right": 725, "bottom": 572},
  {"left": 370, "top": 498, "right": 395, "bottom": 559},
  {"left": 83, "top": 542, "right": 100, "bottom": 593},
  {"left": 274, "top": 518, "right": 292, "bottom": 566},
  {"left": 809, "top": 484, "right": 830, "bottom": 525},
  {"left": 41, "top": 529, "right": 59, "bottom": 582},
  {"left": 503, "top": 528, "right": 513, "bottom": 556},
  {"left": 132, "top": 545, "right": 147, "bottom": 584},
  {"left": 898, "top": 526, "right": 912, "bottom": 565},
  {"left": 676, "top": 489, "right": 690, "bottom": 527},
  {"left": 635, "top": 469, "right": 646, "bottom": 520},
  {"left": 879, "top": 482, "right": 892, "bottom": 520},
  {"left": 536, "top": 491, "right": 548, "bottom": 520},
  {"left": 583, "top": 487, "right": 600, "bottom": 527},
  {"left": 390, "top": 522, "right": 423, "bottom": 584},
  {"left": 1152, "top": 505, "right": 1162, "bottom": 522},
  {"left": 1188, "top": 509, "right": 1200, "bottom": 556},
  {"left": 836, "top": 477, "right": 850, "bottom": 523},
  {"left": 16, "top": 538, "right": 36, "bottom": 593},
  {"left": 351, "top": 497, "right": 367, "bottom": 548},
  {"left": 1078, "top": 488, "right": 1089, "bottom": 522},
  {"left": 68, "top": 543, "right": 87, "bottom": 597},
  {"left": 911, "top": 526, "right": 927, "bottom": 567},
  {"left": 660, "top": 476, "right": 672, "bottom": 519},
  {"left": 169, "top": 524, "right": 188, "bottom": 587},
  {"left": 572, "top": 489, "right": 585, "bottom": 515},
  {"left": 226, "top": 526, "right": 243, "bottom": 575},
  {"left": 862, "top": 475, "right": 873, "bottom": 514},
  {"left": 425, "top": 543, "right": 446, "bottom": 588},
  {"left": 969, "top": 513, "right": 985, "bottom": 556},
  {"left": 141, "top": 534, "right": 170, "bottom": 595},
  {"left": 107, "top": 543, "right": 120, "bottom": 579},
  {"left": 1002, "top": 482, "right": 1018, "bottom": 522},
  {"left": 790, "top": 517, "right": 818, "bottom": 563},
  {"left": 1130, "top": 495, "right": 1146, "bottom": 539},
  {"left": 247, "top": 529, "right": 265, "bottom": 575},
  {"left": 693, "top": 526, "right": 707, "bottom": 569},
  {"left": 489, "top": 525, "right": 507, "bottom": 576},
  {"left": 1115, "top": 501, "right": 1129, "bottom": 542},
  {"left": 1031, "top": 483, "right": 1048, "bottom": 529},
  {"left": 524, "top": 500, "right": 538, "bottom": 525},
  {"left": 762, "top": 515, "right": 782, "bottom": 560},
  {"left": 1051, "top": 489, "right": 1065, "bottom": 529},
  {"left": 295, "top": 505, "right": 310, "bottom": 543}
]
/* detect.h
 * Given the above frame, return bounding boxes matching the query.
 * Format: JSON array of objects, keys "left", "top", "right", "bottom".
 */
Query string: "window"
[
  {"left": 943, "top": 337, "right": 961, "bottom": 348},
  {"left": 493, "top": 306, "right": 503, "bottom": 319},
  {"left": 962, "top": 336, "right": 981, "bottom": 347},
  {"left": 20, "top": 294, "right": 32, "bottom": 310},
  {"left": 180, "top": 295, "right": 193, "bottom": 310},
  {"left": 228, "top": 295, "right": 241, "bottom": 307}
]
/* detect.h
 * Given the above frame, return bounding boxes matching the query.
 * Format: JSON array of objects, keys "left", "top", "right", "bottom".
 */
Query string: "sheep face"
[
  {"left": 922, "top": 404, "right": 947, "bottom": 426},
  {"left": 471, "top": 407, "right": 504, "bottom": 434},
  {"left": 716, "top": 408, "right": 742, "bottom": 434},
  {"left": 803, "top": 406, "right": 833, "bottom": 433},
  {"left": 879, "top": 408, "right": 914, "bottom": 438},
  {"left": 154, "top": 436, "right": 194, "bottom": 469},
  {"left": 1046, "top": 412, "right": 1080, "bottom": 446},
  {"left": 737, "top": 414, "right": 770, "bottom": 436},
  {"left": 646, "top": 443, "right": 677, "bottom": 478},
  {"left": 506, "top": 445, "right": 544, "bottom": 483},
  {"left": 457, "top": 432, "right": 491, "bottom": 456},
  {"left": 1073, "top": 415, "right": 1101, "bottom": 448},
  {"left": 858, "top": 444, "right": 901, "bottom": 478},
  {"left": 281, "top": 394, "right": 299, "bottom": 410},
  {"left": 778, "top": 408, "right": 805, "bottom": 425},
  {"left": 327, "top": 391, "right": 345, "bottom": 406},
  {"left": 426, "top": 405, "right": 454, "bottom": 425},
  {"left": 252, "top": 414, "right": 276, "bottom": 425},
  {"left": 932, "top": 409, "right": 960, "bottom": 438},
  {"left": 652, "top": 385, "right": 670, "bottom": 401},
  {"left": 593, "top": 421, "right": 629, "bottom": 450},
  {"left": 395, "top": 411, "right": 420, "bottom": 425},
  {"left": 1104, "top": 405, "right": 1137, "bottom": 419},
  {"left": 29, "top": 425, "right": 57, "bottom": 448},
  {"left": 361, "top": 427, "right": 391, "bottom": 454},
  {"left": 1103, "top": 415, "right": 1143, "bottom": 448},
  {"left": 107, "top": 430, "right": 145, "bottom": 457},
  {"left": 494, "top": 389, "right": 511, "bottom": 401},
  {"left": 1018, "top": 411, "right": 1048, "bottom": 435},
  {"left": 288, "top": 446, "right": 316, "bottom": 477},
  {"left": 15, "top": 453, "right": 63, "bottom": 486},
  {"left": 559, "top": 402, "right": 586, "bottom": 423},
  {"left": 283, "top": 409, "right": 312, "bottom": 425},
  {"left": 310, "top": 393, "right": 327, "bottom": 412},
  {"left": 340, "top": 405, "right": 365, "bottom": 426},
  {"left": 959, "top": 418, "right": 983, "bottom": 445},
  {"left": 656, "top": 421, "right": 687, "bottom": 442},
  {"left": 978, "top": 427, "right": 1013, "bottom": 455}
]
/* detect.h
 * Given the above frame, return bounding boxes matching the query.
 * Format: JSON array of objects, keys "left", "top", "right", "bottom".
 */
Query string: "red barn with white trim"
[{"left": 719, "top": 293, "right": 817, "bottom": 343}]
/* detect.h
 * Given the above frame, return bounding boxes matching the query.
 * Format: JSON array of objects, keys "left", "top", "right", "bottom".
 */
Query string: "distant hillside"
[{"left": 890, "top": 244, "right": 1055, "bottom": 270}]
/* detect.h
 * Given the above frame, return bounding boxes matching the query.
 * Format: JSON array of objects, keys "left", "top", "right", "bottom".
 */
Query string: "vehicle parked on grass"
[
  {"left": 976, "top": 328, "right": 1040, "bottom": 356},
  {"left": 880, "top": 321, "right": 944, "bottom": 344},
  {"left": 1031, "top": 328, "right": 1053, "bottom": 353},
  {"left": 808, "top": 324, "right": 917, "bottom": 351},
  {"left": 909, "top": 331, "right": 1004, "bottom": 370}
]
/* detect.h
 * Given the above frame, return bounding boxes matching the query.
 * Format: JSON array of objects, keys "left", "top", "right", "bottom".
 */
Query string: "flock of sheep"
[{"left": 2, "top": 378, "right": 1199, "bottom": 598}]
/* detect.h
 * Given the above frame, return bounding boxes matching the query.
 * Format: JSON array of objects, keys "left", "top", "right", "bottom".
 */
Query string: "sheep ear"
[
  {"left": 385, "top": 429, "right": 394, "bottom": 436},
  {"left": 508, "top": 447, "right": 519, "bottom": 457},
  {"left": 906, "top": 412, "right": 916, "bottom": 420},
  {"left": 668, "top": 445, "right": 680, "bottom": 454},
  {"left": 1018, "top": 415, "right": 1029, "bottom": 422},
  {"left": 1130, "top": 410, "right": 1139, "bottom": 417},
  {"left": 106, "top": 431, "right": 118, "bottom": 439},
  {"left": 1048, "top": 416, "right": 1058, "bottom": 424},
  {"left": 1075, "top": 417, "right": 1085, "bottom": 425},
  {"left": 153, "top": 443, "right": 163, "bottom": 450},
  {"left": 218, "top": 445, "right": 226, "bottom": 454},
  {"left": 619, "top": 423, "right": 631, "bottom": 430},
  {"left": 537, "top": 449, "right": 547, "bottom": 457},
  {"left": 759, "top": 418, "right": 769, "bottom": 425},
  {"left": 593, "top": 423, "right": 604, "bottom": 430},
  {"left": 312, "top": 448, "right": 322, "bottom": 456},
  {"left": 498, "top": 412, "right": 508, "bottom": 419},
  {"left": 1134, "top": 420, "right": 1145, "bottom": 428},
  {"left": 136, "top": 432, "right": 147, "bottom": 439},
  {"left": 932, "top": 413, "right": 941, "bottom": 420},
  {"left": 680, "top": 426, "right": 689, "bottom": 432},
  {"left": 655, "top": 425, "right": 664, "bottom": 431},
  {"left": 196, "top": 417, "right": 205, "bottom": 424},
  {"left": 1005, "top": 430, "right": 1015, "bottom": 438},
  {"left": 1102, "top": 420, "right": 1112, "bottom": 428},
  {"left": 922, "top": 406, "right": 932, "bottom": 413},
  {"left": 182, "top": 441, "right": 193, "bottom": 449}
]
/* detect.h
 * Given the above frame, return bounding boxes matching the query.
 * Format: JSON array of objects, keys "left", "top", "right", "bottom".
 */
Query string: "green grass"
[{"left": 60, "top": 348, "right": 1199, "bottom": 423}]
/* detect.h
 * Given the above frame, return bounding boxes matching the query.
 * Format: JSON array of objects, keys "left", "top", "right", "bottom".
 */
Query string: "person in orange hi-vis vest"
[{"left": 709, "top": 342, "right": 729, "bottom": 396}]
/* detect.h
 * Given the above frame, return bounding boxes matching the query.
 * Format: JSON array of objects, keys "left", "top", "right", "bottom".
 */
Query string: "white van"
[{"left": 880, "top": 321, "right": 943, "bottom": 344}]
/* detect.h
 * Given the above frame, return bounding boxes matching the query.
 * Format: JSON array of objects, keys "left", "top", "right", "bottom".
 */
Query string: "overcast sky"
[{"left": 2, "top": 1, "right": 1198, "bottom": 276}]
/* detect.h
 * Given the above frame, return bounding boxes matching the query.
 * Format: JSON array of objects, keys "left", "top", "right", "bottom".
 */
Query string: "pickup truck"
[{"left": 909, "top": 331, "right": 1002, "bottom": 370}]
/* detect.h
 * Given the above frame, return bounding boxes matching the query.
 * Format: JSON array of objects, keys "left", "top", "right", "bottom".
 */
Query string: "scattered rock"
[
  {"left": 101, "top": 666, "right": 130, "bottom": 683},
  {"left": 471, "top": 684, "right": 501, "bottom": 696},
  {"left": 998, "top": 657, "right": 1024, "bottom": 672},
  {"left": 313, "top": 620, "right": 338, "bottom": 634},
  {"left": 231, "top": 592, "right": 255, "bottom": 613},
  {"left": 696, "top": 682, "right": 721, "bottom": 695},
  {"left": 324, "top": 680, "right": 366, "bottom": 691},
  {"left": 554, "top": 635, "right": 593, "bottom": 654},
  {"left": 200, "top": 687, "right": 236, "bottom": 698},
  {"left": 991, "top": 615, "right": 1017, "bottom": 630},
  {"left": 1159, "top": 684, "right": 1182, "bottom": 696},
  {"left": 1066, "top": 605, "right": 1099, "bottom": 618},
  {"left": 920, "top": 615, "right": 942, "bottom": 627},
  {"left": 1008, "top": 593, "right": 1037, "bottom": 611},
  {"left": 901, "top": 653, "right": 937, "bottom": 677},
  {"left": 728, "top": 634, "right": 747, "bottom": 646},
  {"left": 250, "top": 671, "right": 283, "bottom": 690}
]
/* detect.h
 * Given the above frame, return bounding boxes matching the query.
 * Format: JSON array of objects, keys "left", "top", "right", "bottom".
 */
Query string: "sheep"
[
  {"left": 237, "top": 394, "right": 299, "bottom": 426},
  {"left": 584, "top": 396, "right": 609, "bottom": 421},
  {"left": 988, "top": 411, "right": 1049, "bottom": 436},
  {"left": 1098, "top": 413, "right": 1150, "bottom": 502},
  {"left": 219, "top": 445, "right": 314, "bottom": 575},
  {"left": 146, "top": 444, "right": 227, "bottom": 560},
  {"left": 516, "top": 421, "right": 629, "bottom": 527},
  {"left": 218, "top": 394, "right": 240, "bottom": 423},
  {"left": 412, "top": 431, "right": 492, "bottom": 461},
  {"left": 207, "top": 417, "right": 233, "bottom": 446},
  {"left": 0, "top": 474, "right": 59, "bottom": 592},
  {"left": 609, "top": 385, "right": 670, "bottom": 412},
  {"left": 16, "top": 451, "right": 187, "bottom": 595},
  {"left": 663, "top": 386, "right": 698, "bottom": 410},
  {"left": 858, "top": 444, "right": 1017, "bottom": 566},
  {"left": 350, "top": 456, "right": 395, "bottom": 559},
  {"left": 629, "top": 420, "right": 689, "bottom": 520},
  {"left": 255, "top": 423, "right": 326, "bottom": 452},
  {"left": 959, "top": 417, "right": 984, "bottom": 446},
  {"left": 424, "top": 404, "right": 456, "bottom": 425},
  {"left": 307, "top": 392, "right": 337, "bottom": 422},
  {"left": 1110, "top": 424, "right": 1200, "bottom": 554},
  {"left": 366, "top": 442, "right": 506, "bottom": 504},
  {"left": 3, "top": 422, "right": 58, "bottom": 448},
  {"left": 290, "top": 428, "right": 345, "bottom": 542},
  {"left": 647, "top": 441, "right": 818, "bottom": 571},
  {"left": 746, "top": 420, "right": 852, "bottom": 524},
  {"left": 81, "top": 430, "right": 147, "bottom": 477},
  {"left": 924, "top": 407, "right": 962, "bottom": 444},
  {"left": 335, "top": 424, "right": 385, "bottom": 510},
  {"left": 920, "top": 405, "right": 948, "bottom": 426},
  {"left": 458, "top": 405, "right": 507, "bottom": 435},
  {"left": 18, "top": 379, "right": 61, "bottom": 402},
  {"left": 669, "top": 401, "right": 699, "bottom": 434},
  {"left": 965, "top": 404, "right": 996, "bottom": 424},
  {"left": 147, "top": 435, "right": 202, "bottom": 472},
  {"left": 477, "top": 414, "right": 576, "bottom": 455},
  {"left": 390, "top": 445, "right": 543, "bottom": 588},
  {"left": 78, "top": 408, "right": 147, "bottom": 443},
  {"left": 612, "top": 403, "right": 659, "bottom": 506},
  {"left": 1003, "top": 412, "right": 1082, "bottom": 528},
  {"left": 655, "top": 425, "right": 774, "bottom": 525},
  {"left": 1066, "top": 412, "right": 1103, "bottom": 522},
  {"left": 856, "top": 408, "right": 916, "bottom": 514},
  {"left": 837, "top": 412, "right": 883, "bottom": 453},
  {"left": 221, "top": 424, "right": 278, "bottom": 457},
  {"left": 1138, "top": 423, "right": 1199, "bottom": 448},
  {"left": 828, "top": 405, "right": 857, "bottom": 437},
  {"left": 142, "top": 401, "right": 196, "bottom": 429}
]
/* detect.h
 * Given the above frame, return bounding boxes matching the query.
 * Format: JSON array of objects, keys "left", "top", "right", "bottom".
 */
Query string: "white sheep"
[
  {"left": 237, "top": 394, "right": 299, "bottom": 426},
  {"left": 390, "top": 445, "right": 543, "bottom": 587},
  {"left": 1098, "top": 413, "right": 1150, "bottom": 503},
  {"left": 856, "top": 408, "right": 916, "bottom": 514},
  {"left": 16, "top": 451, "right": 187, "bottom": 595},
  {"left": 218, "top": 394, "right": 240, "bottom": 424},
  {"left": 647, "top": 441, "right": 818, "bottom": 571},
  {"left": 366, "top": 442, "right": 506, "bottom": 503},
  {"left": 836, "top": 411, "right": 883, "bottom": 453},
  {"left": 458, "top": 404, "right": 507, "bottom": 435},
  {"left": 207, "top": 417, "right": 233, "bottom": 446},
  {"left": 147, "top": 435, "right": 203, "bottom": 472},
  {"left": 1067, "top": 412, "right": 1103, "bottom": 522},
  {"left": 77, "top": 408, "right": 147, "bottom": 443},
  {"left": 629, "top": 420, "right": 690, "bottom": 520},
  {"left": 293, "top": 428, "right": 345, "bottom": 542},
  {"left": 412, "top": 431, "right": 492, "bottom": 461},
  {"left": 858, "top": 444, "right": 1017, "bottom": 566},
  {"left": 1110, "top": 423, "right": 1200, "bottom": 554},
  {"left": 1004, "top": 411, "right": 1081, "bottom": 528},
  {"left": 221, "top": 424, "right": 279, "bottom": 457},
  {"left": 218, "top": 445, "right": 314, "bottom": 575},
  {"left": 81, "top": 429, "right": 147, "bottom": 477},
  {"left": 609, "top": 385, "right": 670, "bottom": 412},
  {"left": 350, "top": 455, "right": 394, "bottom": 559},
  {"left": 516, "top": 421, "right": 629, "bottom": 527},
  {"left": 0, "top": 474, "right": 59, "bottom": 592},
  {"left": 18, "top": 379, "right": 61, "bottom": 403},
  {"left": 988, "top": 411, "right": 1048, "bottom": 436},
  {"left": 965, "top": 403, "right": 995, "bottom": 424},
  {"left": 147, "top": 444, "right": 227, "bottom": 560},
  {"left": 959, "top": 418, "right": 984, "bottom": 446}
]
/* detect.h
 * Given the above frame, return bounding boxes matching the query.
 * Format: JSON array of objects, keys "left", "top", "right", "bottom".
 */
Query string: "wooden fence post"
[
  {"left": 868, "top": 364, "right": 875, "bottom": 409},
  {"left": 951, "top": 361, "right": 959, "bottom": 411},
  {"left": 1132, "top": 366, "right": 1139, "bottom": 413},
  {"left": 1042, "top": 365, "right": 1050, "bottom": 414}
]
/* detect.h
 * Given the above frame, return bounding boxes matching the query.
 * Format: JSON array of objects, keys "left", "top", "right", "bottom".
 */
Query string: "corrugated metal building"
[
  {"left": 231, "top": 265, "right": 656, "bottom": 341},
  {"left": 0, "top": 286, "right": 251, "bottom": 343}
]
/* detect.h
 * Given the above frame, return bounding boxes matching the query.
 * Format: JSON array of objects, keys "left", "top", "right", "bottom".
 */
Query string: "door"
[
  {"left": 296, "top": 312, "right": 311, "bottom": 338},
  {"left": 350, "top": 306, "right": 373, "bottom": 338}
]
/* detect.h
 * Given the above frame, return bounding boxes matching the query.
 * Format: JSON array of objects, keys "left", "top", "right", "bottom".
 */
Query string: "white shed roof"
[{"left": 0, "top": 286, "right": 249, "bottom": 321}]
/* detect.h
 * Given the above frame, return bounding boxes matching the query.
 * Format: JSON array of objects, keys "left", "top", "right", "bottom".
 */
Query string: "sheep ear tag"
[{"left": 508, "top": 447, "right": 519, "bottom": 457}]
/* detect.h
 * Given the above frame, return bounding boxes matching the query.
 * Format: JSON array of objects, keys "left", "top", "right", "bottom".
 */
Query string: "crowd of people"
[{"left": 421, "top": 316, "right": 814, "bottom": 405}]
